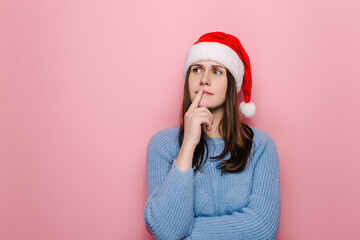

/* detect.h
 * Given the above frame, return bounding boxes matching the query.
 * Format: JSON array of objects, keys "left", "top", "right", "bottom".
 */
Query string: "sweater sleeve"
[
  {"left": 185, "top": 135, "right": 281, "bottom": 240},
  {"left": 143, "top": 133, "right": 195, "bottom": 240}
]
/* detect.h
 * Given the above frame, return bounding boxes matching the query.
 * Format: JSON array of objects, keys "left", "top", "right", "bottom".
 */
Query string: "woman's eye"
[
  {"left": 214, "top": 70, "right": 222, "bottom": 75},
  {"left": 193, "top": 68, "right": 200, "bottom": 73}
]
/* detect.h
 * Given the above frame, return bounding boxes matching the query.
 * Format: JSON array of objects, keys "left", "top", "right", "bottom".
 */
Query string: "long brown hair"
[{"left": 178, "top": 67, "right": 254, "bottom": 175}]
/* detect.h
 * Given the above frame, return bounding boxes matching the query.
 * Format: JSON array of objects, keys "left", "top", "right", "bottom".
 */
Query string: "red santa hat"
[{"left": 183, "top": 31, "right": 256, "bottom": 118}]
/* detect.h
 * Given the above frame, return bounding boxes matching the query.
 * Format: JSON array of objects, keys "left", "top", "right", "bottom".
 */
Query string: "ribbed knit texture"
[{"left": 143, "top": 126, "right": 281, "bottom": 240}]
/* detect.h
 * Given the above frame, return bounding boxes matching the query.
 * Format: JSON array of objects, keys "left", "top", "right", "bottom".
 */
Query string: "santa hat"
[{"left": 183, "top": 31, "right": 256, "bottom": 118}]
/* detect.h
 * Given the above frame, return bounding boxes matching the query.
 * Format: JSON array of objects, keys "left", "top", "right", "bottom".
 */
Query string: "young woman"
[{"left": 143, "top": 31, "right": 281, "bottom": 240}]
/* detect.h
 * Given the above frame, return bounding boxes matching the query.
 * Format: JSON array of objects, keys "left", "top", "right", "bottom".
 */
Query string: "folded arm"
[{"left": 186, "top": 136, "right": 281, "bottom": 240}]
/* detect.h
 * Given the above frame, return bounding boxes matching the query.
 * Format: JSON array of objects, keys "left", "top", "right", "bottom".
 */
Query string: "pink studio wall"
[{"left": 1, "top": 0, "right": 359, "bottom": 239}]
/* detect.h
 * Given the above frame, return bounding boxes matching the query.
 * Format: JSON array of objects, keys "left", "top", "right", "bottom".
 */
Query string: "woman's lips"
[{"left": 196, "top": 90, "right": 213, "bottom": 95}]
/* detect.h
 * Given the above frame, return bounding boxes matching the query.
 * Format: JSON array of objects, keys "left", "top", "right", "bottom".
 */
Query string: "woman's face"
[{"left": 188, "top": 60, "right": 228, "bottom": 110}]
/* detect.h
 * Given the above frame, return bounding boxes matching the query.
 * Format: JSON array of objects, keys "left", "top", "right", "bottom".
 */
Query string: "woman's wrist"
[{"left": 176, "top": 142, "right": 196, "bottom": 172}]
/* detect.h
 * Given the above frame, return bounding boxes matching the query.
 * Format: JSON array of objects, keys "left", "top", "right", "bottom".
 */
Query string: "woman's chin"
[
  {"left": 198, "top": 102, "right": 210, "bottom": 108},
  {"left": 199, "top": 103, "right": 215, "bottom": 109}
]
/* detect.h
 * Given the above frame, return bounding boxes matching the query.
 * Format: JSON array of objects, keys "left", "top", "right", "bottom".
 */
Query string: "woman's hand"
[{"left": 183, "top": 87, "right": 214, "bottom": 148}]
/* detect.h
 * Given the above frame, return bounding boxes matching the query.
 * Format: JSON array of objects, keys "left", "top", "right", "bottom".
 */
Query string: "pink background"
[{"left": 1, "top": 0, "right": 359, "bottom": 239}]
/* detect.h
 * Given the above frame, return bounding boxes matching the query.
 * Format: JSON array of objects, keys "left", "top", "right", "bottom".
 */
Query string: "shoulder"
[
  {"left": 249, "top": 126, "right": 278, "bottom": 156},
  {"left": 147, "top": 126, "right": 180, "bottom": 157},
  {"left": 148, "top": 125, "right": 180, "bottom": 145},
  {"left": 250, "top": 126, "right": 276, "bottom": 145}
]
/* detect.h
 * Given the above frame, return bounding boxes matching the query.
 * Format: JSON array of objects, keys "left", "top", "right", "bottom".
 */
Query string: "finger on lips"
[{"left": 190, "top": 88, "right": 204, "bottom": 109}]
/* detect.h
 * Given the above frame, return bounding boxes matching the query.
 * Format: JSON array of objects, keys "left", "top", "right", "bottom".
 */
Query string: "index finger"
[{"left": 188, "top": 88, "right": 203, "bottom": 111}]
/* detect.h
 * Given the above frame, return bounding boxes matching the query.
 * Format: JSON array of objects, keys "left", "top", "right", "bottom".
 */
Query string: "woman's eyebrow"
[
  {"left": 191, "top": 63, "right": 225, "bottom": 69},
  {"left": 212, "top": 64, "right": 226, "bottom": 69}
]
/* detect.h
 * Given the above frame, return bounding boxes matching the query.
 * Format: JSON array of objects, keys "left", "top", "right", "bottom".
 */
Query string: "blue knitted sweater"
[{"left": 143, "top": 126, "right": 281, "bottom": 240}]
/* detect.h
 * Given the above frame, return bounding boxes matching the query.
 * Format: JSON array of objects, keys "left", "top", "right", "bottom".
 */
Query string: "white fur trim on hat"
[
  {"left": 240, "top": 101, "right": 256, "bottom": 118},
  {"left": 183, "top": 42, "right": 245, "bottom": 93}
]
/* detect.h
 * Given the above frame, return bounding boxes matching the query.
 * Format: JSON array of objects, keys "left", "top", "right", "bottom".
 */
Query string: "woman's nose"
[{"left": 200, "top": 70, "right": 211, "bottom": 85}]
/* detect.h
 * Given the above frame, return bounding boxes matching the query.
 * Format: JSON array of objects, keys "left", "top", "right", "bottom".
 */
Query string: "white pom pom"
[{"left": 240, "top": 101, "right": 256, "bottom": 118}]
